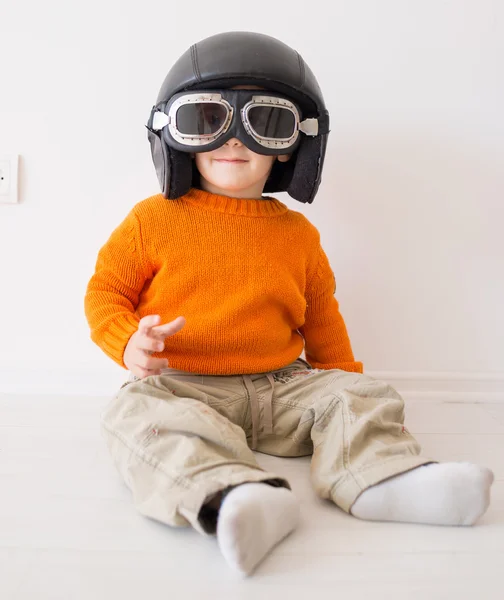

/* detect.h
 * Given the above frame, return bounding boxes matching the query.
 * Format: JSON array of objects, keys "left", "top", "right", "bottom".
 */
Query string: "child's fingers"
[
  {"left": 133, "top": 366, "right": 164, "bottom": 379},
  {"left": 133, "top": 316, "right": 184, "bottom": 370},
  {"left": 136, "top": 354, "right": 169, "bottom": 371},
  {"left": 138, "top": 314, "right": 161, "bottom": 336},
  {"left": 137, "top": 335, "right": 165, "bottom": 354},
  {"left": 151, "top": 316, "right": 186, "bottom": 340}
]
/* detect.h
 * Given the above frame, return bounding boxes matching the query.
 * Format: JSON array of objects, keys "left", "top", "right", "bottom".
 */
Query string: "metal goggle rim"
[{"left": 151, "top": 93, "right": 319, "bottom": 148}]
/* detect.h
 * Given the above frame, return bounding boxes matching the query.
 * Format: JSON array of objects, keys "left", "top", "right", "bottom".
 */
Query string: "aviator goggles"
[{"left": 148, "top": 89, "right": 325, "bottom": 155}]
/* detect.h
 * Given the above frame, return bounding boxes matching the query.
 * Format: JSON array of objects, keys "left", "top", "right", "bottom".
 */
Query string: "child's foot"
[
  {"left": 351, "top": 462, "right": 494, "bottom": 526},
  {"left": 217, "top": 483, "right": 300, "bottom": 575}
]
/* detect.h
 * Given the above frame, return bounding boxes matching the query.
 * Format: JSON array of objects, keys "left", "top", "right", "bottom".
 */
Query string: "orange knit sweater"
[{"left": 85, "top": 188, "right": 363, "bottom": 375}]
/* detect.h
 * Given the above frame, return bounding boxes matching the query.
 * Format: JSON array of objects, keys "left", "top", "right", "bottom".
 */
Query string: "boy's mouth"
[{"left": 214, "top": 158, "right": 248, "bottom": 163}]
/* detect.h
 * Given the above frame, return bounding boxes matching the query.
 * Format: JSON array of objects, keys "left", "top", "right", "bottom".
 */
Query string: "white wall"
[{"left": 1, "top": 0, "right": 503, "bottom": 396}]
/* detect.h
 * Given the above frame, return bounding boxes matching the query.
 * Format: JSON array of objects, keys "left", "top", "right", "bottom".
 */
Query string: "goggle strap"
[
  {"left": 299, "top": 118, "right": 319, "bottom": 137},
  {"left": 152, "top": 110, "right": 170, "bottom": 131}
]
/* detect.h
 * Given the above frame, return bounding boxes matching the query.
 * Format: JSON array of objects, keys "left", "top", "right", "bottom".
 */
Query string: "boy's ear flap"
[
  {"left": 263, "top": 151, "right": 296, "bottom": 194},
  {"left": 286, "top": 136, "right": 325, "bottom": 204},
  {"left": 191, "top": 156, "right": 201, "bottom": 188},
  {"left": 166, "top": 147, "right": 193, "bottom": 199},
  {"left": 148, "top": 128, "right": 193, "bottom": 199},
  {"left": 148, "top": 129, "right": 167, "bottom": 194}
]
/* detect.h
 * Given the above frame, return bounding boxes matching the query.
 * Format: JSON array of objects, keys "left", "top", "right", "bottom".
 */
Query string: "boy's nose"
[{"left": 225, "top": 138, "right": 243, "bottom": 147}]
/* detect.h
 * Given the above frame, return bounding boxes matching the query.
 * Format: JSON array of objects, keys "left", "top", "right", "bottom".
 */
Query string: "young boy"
[{"left": 85, "top": 31, "right": 494, "bottom": 576}]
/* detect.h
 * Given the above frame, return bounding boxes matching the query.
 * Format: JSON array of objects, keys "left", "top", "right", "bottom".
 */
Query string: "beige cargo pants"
[{"left": 101, "top": 358, "right": 433, "bottom": 535}]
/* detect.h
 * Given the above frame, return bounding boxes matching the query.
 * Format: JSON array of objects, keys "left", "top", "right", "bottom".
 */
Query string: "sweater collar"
[{"left": 182, "top": 188, "right": 289, "bottom": 217}]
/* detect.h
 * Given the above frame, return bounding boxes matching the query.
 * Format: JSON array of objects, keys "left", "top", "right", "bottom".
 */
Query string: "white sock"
[
  {"left": 351, "top": 462, "right": 494, "bottom": 526},
  {"left": 216, "top": 483, "right": 300, "bottom": 575}
]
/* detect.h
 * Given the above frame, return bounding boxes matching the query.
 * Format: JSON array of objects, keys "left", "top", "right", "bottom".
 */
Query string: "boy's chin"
[{"left": 209, "top": 180, "right": 260, "bottom": 193}]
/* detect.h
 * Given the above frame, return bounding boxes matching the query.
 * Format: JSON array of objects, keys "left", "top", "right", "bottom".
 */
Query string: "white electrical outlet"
[{"left": 0, "top": 155, "right": 19, "bottom": 203}]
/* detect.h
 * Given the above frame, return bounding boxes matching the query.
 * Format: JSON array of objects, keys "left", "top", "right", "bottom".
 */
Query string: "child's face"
[
  {"left": 193, "top": 86, "right": 290, "bottom": 199},
  {"left": 194, "top": 140, "right": 289, "bottom": 199}
]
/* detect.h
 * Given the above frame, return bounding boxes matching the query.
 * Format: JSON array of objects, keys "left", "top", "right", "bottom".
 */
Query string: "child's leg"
[
  {"left": 350, "top": 461, "right": 493, "bottom": 525},
  {"left": 216, "top": 482, "right": 300, "bottom": 575},
  {"left": 101, "top": 374, "right": 298, "bottom": 574},
  {"left": 259, "top": 365, "right": 494, "bottom": 526}
]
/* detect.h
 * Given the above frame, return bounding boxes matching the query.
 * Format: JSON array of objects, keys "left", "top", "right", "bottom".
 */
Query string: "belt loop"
[
  {"left": 243, "top": 373, "right": 276, "bottom": 449},
  {"left": 263, "top": 374, "right": 275, "bottom": 435},
  {"left": 243, "top": 375, "right": 259, "bottom": 450}
]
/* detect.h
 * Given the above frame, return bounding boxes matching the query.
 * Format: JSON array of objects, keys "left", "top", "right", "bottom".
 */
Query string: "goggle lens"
[
  {"left": 176, "top": 102, "right": 229, "bottom": 135},
  {"left": 247, "top": 106, "right": 296, "bottom": 139}
]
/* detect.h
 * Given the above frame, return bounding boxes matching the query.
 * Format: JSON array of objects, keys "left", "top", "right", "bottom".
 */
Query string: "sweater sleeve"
[
  {"left": 299, "top": 243, "right": 363, "bottom": 373},
  {"left": 84, "top": 208, "right": 153, "bottom": 368}
]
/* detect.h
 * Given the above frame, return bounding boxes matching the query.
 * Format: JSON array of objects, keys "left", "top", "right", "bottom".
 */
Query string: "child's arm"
[
  {"left": 299, "top": 244, "right": 363, "bottom": 373},
  {"left": 84, "top": 208, "right": 153, "bottom": 368}
]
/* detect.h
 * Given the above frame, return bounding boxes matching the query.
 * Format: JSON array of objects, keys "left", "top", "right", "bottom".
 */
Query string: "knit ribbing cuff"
[
  {"left": 101, "top": 313, "right": 141, "bottom": 368},
  {"left": 308, "top": 360, "right": 364, "bottom": 373}
]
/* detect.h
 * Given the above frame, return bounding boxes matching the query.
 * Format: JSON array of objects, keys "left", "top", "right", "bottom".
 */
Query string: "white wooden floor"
[{"left": 1, "top": 393, "right": 503, "bottom": 600}]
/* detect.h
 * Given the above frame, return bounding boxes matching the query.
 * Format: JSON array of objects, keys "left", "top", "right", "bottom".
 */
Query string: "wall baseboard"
[
  {"left": 0, "top": 368, "right": 503, "bottom": 403},
  {"left": 369, "top": 371, "right": 504, "bottom": 403}
]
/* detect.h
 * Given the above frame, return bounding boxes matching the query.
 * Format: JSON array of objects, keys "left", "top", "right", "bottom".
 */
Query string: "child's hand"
[{"left": 123, "top": 314, "right": 186, "bottom": 379}]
